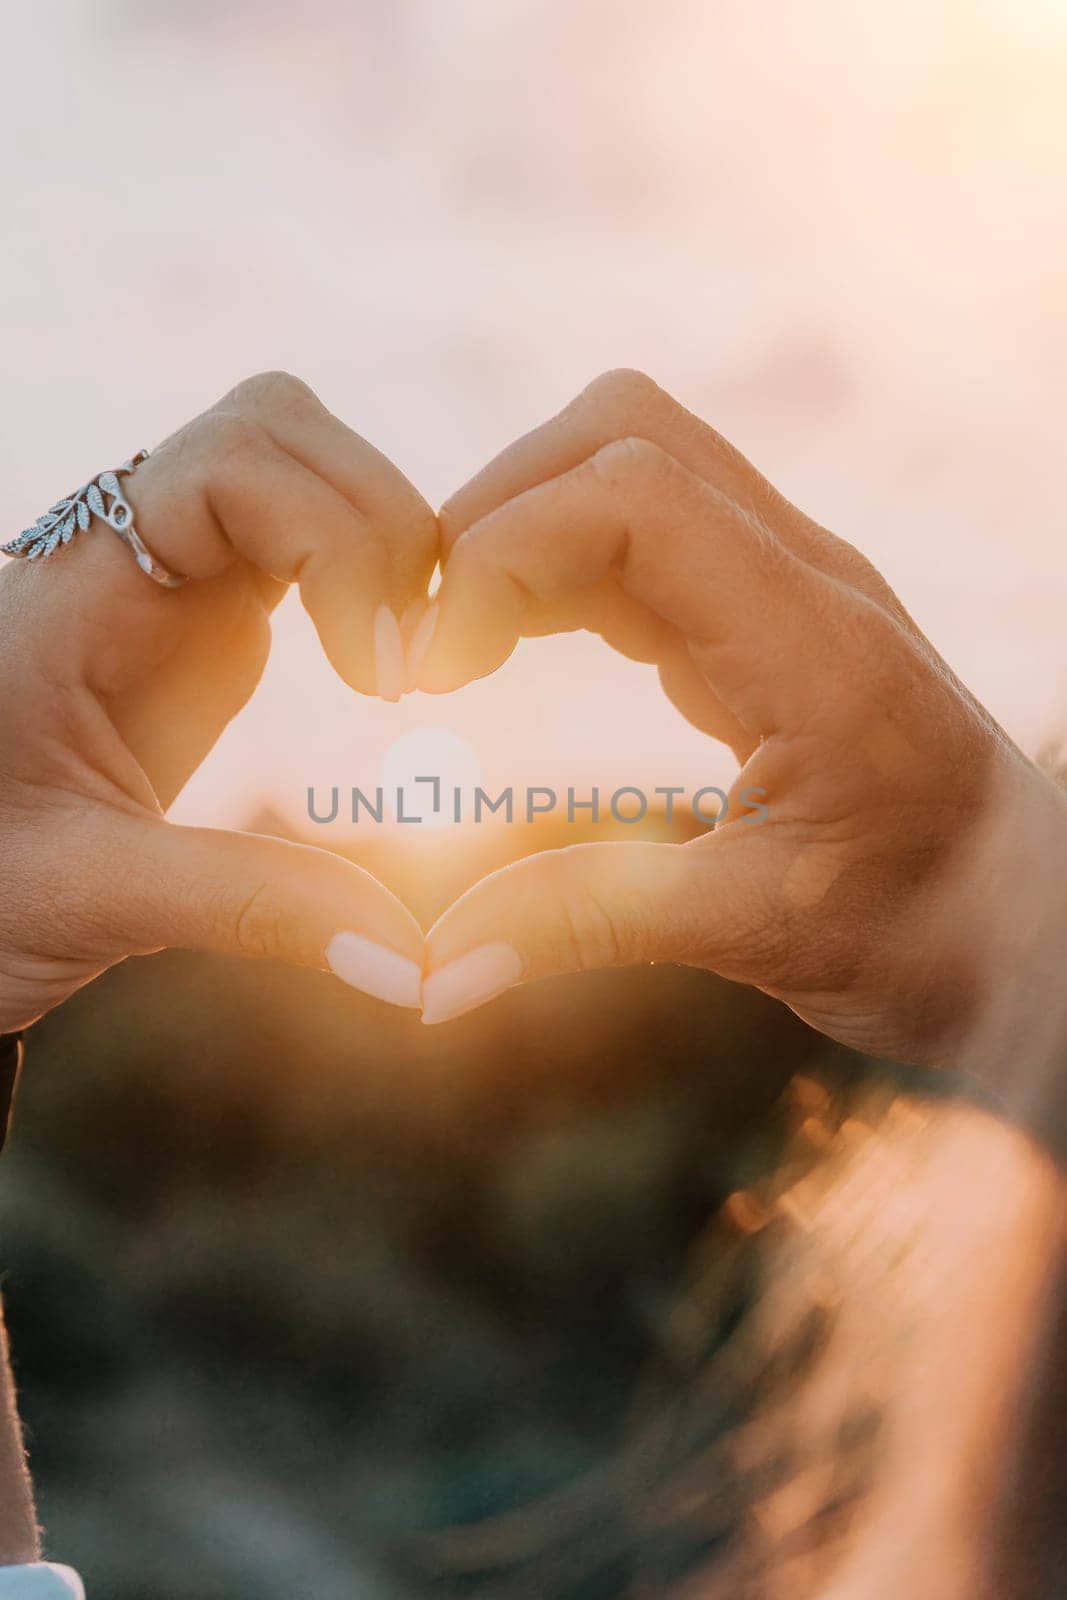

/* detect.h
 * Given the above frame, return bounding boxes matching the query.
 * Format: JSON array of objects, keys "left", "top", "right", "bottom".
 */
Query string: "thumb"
[
  {"left": 421, "top": 839, "right": 749, "bottom": 1024},
  {"left": 108, "top": 817, "right": 425, "bottom": 1009}
]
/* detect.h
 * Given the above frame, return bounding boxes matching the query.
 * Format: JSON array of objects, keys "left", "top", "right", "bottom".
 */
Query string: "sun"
[{"left": 379, "top": 727, "right": 483, "bottom": 829}]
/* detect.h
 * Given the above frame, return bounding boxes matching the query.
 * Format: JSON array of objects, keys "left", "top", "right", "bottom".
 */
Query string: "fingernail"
[
  {"left": 420, "top": 942, "right": 523, "bottom": 1025},
  {"left": 405, "top": 602, "right": 439, "bottom": 691},
  {"left": 373, "top": 605, "right": 405, "bottom": 702},
  {"left": 326, "top": 932, "right": 422, "bottom": 1008}
]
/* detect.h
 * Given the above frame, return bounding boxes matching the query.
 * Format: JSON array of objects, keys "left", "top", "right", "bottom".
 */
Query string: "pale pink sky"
[{"left": 3, "top": 0, "right": 1066, "bottom": 829}]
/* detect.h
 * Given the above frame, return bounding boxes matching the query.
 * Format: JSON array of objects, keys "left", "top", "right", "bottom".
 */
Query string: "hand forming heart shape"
[{"left": 1, "top": 370, "right": 1065, "bottom": 1126}]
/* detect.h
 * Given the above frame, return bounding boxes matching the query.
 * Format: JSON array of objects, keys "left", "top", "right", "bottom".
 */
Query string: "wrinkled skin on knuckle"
[
  {"left": 229, "top": 850, "right": 341, "bottom": 967},
  {"left": 577, "top": 367, "right": 666, "bottom": 430},
  {"left": 141, "top": 407, "right": 221, "bottom": 497},
  {"left": 828, "top": 600, "right": 992, "bottom": 796},
  {"left": 199, "top": 407, "right": 274, "bottom": 469},
  {"left": 801, "top": 619, "right": 992, "bottom": 856},
  {"left": 224, "top": 369, "right": 320, "bottom": 419},
  {"left": 145, "top": 409, "right": 258, "bottom": 507},
  {"left": 734, "top": 501, "right": 796, "bottom": 577},
  {"left": 774, "top": 517, "right": 913, "bottom": 628},
  {"left": 230, "top": 878, "right": 288, "bottom": 961},
  {"left": 541, "top": 848, "right": 621, "bottom": 971},
  {"left": 818, "top": 529, "right": 896, "bottom": 600},
  {"left": 195, "top": 415, "right": 296, "bottom": 543},
  {"left": 683, "top": 815, "right": 888, "bottom": 1008},
  {"left": 590, "top": 435, "right": 672, "bottom": 496}
]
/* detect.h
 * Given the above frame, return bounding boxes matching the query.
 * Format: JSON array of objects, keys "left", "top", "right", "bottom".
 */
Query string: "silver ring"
[{"left": 1, "top": 450, "right": 188, "bottom": 589}]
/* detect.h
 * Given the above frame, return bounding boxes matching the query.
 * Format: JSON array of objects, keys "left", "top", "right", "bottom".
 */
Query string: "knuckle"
[
  {"left": 226, "top": 369, "right": 320, "bottom": 417},
  {"left": 733, "top": 502, "right": 793, "bottom": 575},
  {"left": 579, "top": 367, "right": 664, "bottom": 424},
  {"left": 822, "top": 531, "right": 899, "bottom": 606},
  {"left": 198, "top": 409, "right": 294, "bottom": 483},
  {"left": 824, "top": 600, "right": 916, "bottom": 727},
  {"left": 195, "top": 407, "right": 270, "bottom": 466},
  {"left": 552, "top": 851, "right": 624, "bottom": 970},
  {"left": 590, "top": 435, "right": 671, "bottom": 492},
  {"left": 231, "top": 879, "right": 287, "bottom": 960}
]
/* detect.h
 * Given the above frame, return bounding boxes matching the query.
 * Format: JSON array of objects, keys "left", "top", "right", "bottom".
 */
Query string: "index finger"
[
  {"left": 223, "top": 372, "right": 438, "bottom": 599},
  {"left": 35, "top": 373, "right": 439, "bottom": 701},
  {"left": 417, "top": 437, "right": 860, "bottom": 739},
  {"left": 440, "top": 369, "right": 905, "bottom": 621}
]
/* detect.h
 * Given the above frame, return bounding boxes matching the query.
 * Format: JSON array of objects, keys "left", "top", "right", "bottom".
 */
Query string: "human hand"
[
  {"left": 0, "top": 372, "right": 436, "bottom": 1033},
  {"left": 415, "top": 371, "right": 1067, "bottom": 1113}
]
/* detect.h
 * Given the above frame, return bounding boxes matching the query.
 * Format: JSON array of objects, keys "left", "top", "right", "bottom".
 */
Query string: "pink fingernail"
[
  {"left": 373, "top": 605, "right": 405, "bottom": 702},
  {"left": 420, "top": 942, "right": 523, "bottom": 1025},
  {"left": 326, "top": 932, "right": 422, "bottom": 1008},
  {"left": 405, "top": 602, "right": 439, "bottom": 690}
]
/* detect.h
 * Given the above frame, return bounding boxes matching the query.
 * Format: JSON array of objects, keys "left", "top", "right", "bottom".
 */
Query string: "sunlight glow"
[
  {"left": 379, "top": 726, "right": 483, "bottom": 828},
  {"left": 982, "top": 0, "right": 1067, "bottom": 40}
]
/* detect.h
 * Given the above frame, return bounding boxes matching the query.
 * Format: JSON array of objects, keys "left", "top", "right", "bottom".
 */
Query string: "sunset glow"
[{"left": 2, "top": 0, "right": 1065, "bottom": 838}]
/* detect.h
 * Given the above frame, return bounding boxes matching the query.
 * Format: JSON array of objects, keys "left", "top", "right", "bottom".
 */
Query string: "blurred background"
[
  {"left": 3, "top": 0, "right": 1067, "bottom": 824},
  {"left": 2, "top": 1, "right": 1066, "bottom": 1595}
]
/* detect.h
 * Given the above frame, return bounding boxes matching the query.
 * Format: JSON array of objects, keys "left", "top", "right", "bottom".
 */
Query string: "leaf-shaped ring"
[{"left": 1, "top": 451, "right": 188, "bottom": 589}]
